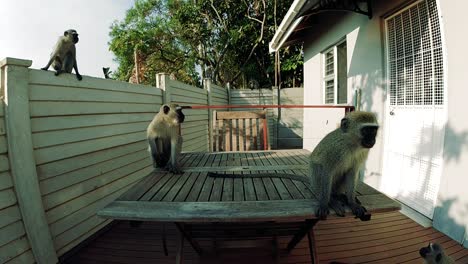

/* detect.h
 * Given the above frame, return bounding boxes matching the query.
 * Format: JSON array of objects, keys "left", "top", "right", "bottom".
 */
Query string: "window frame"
[{"left": 322, "top": 39, "right": 347, "bottom": 105}]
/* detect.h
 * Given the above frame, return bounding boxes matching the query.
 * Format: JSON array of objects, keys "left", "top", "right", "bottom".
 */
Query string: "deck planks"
[
  {"left": 91, "top": 150, "right": 451, "bottom": 264},
  {"left": 64, "top": 211, "right": 468, "bottom": 264}
]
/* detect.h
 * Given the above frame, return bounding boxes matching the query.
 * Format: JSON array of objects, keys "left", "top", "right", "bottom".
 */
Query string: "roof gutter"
[{"left": 268, "top": 0, "right": 307, "bottom": 53}]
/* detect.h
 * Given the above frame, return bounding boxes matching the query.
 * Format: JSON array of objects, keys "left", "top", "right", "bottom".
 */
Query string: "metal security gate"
[{"left": 381, "top": 0, "right": 446, "bottom": 219}]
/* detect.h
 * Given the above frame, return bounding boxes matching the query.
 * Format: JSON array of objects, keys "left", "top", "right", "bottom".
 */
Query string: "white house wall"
[
  {"left": 302, "top": 0, "right": 468, "bottom": 246},
  {"left": 303, "top": 1, "right": 408, "bottom": 188},
  {"left": 435, "top": 0, "right": 468, "bottom": 247}
]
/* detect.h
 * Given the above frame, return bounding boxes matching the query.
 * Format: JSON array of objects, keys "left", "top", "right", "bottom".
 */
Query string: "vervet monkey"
[
  {"left": 311, "top": 111, "right": 379, "bottom": 220},
  {"left": 103, "top": 67, "right": 112, "bottom": 79},
  {"left": 147, "top": 104, "right": 185, "bottom": 174},
  {"left": 420, "top": 243, "right": 454, "bottom": 264},
  {"left": 41, "top": 29, "right": 82, "bottom": 81}
]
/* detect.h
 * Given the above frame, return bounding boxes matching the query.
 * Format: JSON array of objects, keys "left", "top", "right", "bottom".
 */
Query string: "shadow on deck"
[{"left": 63, "top": 211, "right": 468, "bottom": 264}]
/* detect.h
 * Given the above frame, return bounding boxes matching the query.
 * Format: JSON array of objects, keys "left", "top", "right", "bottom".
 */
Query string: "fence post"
[
  {"left": 226, "top": 82, "right": 231, "bottom": 110},
  {"left": 1, "top": 58, "right": 58, "bottom": 264},
  {"left": 157, "top": 73, "right": 171, "bottom": 104},
  {"left": 204, "top": 78, "right": 213, "bottom": 152},
  {"left": 272, "top": 87, "right": 280, "bottom": 149}
]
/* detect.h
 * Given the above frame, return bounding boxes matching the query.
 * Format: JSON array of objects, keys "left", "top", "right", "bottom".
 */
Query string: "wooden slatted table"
[{"left": 98, "top": 149, "right": 401, "bottom": 263}]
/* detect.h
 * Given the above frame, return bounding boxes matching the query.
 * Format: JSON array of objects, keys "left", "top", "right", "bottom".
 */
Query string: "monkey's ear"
[
  {"left": 163, "top": 105, "right": 170, "bottom": 114},
  {"left": 340, "top": 118, "right": 349, "bottom": 132}
]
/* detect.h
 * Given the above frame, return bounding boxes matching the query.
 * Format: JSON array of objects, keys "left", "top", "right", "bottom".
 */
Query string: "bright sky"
[{"left": 0, "top": 0, "right": 134, "bottom": 78}]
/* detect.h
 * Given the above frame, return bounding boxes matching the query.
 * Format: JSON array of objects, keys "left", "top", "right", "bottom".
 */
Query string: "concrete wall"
[
  {"left": 302, "top": 0, "right": 468, "bottom": 246},
  {"left": 278, "top": 88, "right": 304, "bottom": 149}
]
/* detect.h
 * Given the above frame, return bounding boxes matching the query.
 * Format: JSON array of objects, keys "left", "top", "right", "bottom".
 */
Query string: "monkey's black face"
[
  {"left": 420, "top": 244, "right": 442, "bottom": 262},
  {"left": 176, "top": 109, "right": 185, "bottom": 123},
  {"left": 419, "top": 245, "right": 430, "bottom": 258},
  {"left": 73, "top": 34, "right": 79, "bottom": 44},
  {"left": 71, "top": 32, "right": 79, "bottom": 44},
  {"left": 65, "top": 30, "right": 79, "bottom": 44},
  {"left": 360, "top": 125, "right": 378, "bottom": 148}
]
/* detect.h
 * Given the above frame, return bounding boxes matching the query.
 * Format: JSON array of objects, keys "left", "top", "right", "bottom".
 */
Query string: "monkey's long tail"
[{"left": 207, "top": 172, "right": 310, "bottom": 184}]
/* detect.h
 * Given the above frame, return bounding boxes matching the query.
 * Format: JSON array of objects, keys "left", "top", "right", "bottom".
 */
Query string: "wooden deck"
[
  {"left": 61, "top": 150, "right": 468, "bottom": 263},
  {"left": 63, "top": 211, "right": 468, "bottom": 264}
]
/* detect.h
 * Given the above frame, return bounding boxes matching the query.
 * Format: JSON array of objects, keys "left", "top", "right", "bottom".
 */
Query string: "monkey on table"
[
  {"left": 209, "top": 111, "right": 378, "bottom": 220},
  {"left": 311, "top": 111, "right": 378, "bottom": 220},
  {"left": 420, "top": 243, "right": 454, "bottom": 264},
  {"left": 42, "top": 29, "right": 82, "bottom": 81},
  {"left": 147, "top": 103, "right": 185, "bottom": 174}
]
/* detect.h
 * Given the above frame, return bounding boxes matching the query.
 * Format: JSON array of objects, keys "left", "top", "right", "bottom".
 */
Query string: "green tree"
[{"left": 109, "top": 0, "right": 302, "bottom": 88}]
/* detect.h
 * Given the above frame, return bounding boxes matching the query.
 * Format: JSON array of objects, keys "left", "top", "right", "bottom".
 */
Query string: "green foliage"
[{"left": 108, "top": 0, "right": 303, "bottom": 88}]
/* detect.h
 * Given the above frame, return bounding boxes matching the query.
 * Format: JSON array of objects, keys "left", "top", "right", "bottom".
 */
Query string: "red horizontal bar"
[{"left": 181, "top": 104, "right": 355, "bottom": 110}]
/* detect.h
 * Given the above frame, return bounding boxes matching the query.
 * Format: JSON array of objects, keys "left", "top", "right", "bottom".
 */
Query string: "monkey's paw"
[
  {"left": 315, "top": 205, "right": 330, "bottom": 220},
  {"left": 329, "top": 199, "right": 346, "bottom": 217},
  {"left": 76, "top": 74, "right": 82, "bottom": 81},
  {"left": 169, "top": 167, "right": 183, "bottom": 174},
  {"left": 165, "top": 164, "right": 183, "bottom": 174},
  {"left": 41, "top": 67, "right": 48, "bottom": 71},
  {"left": 350, "top": 203, "right": 367, "bottom": 218}
]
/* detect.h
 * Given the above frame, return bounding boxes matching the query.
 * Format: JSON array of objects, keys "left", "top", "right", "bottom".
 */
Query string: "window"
[
  {"left": 386, "top": 0, "right": 444, "bottom": 106},
  {"left": 323, "top": 41, "right": 348, "bottom": 104}
]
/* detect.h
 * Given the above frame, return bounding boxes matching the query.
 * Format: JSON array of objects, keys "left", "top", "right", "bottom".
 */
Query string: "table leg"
[
  {"left": 307, "top": 228, "right": 318, "bottom": 264},
  {"left": 176, "top": 230, "right": 184, "bottom": 264},
  {"left": 286, "top": 219, "right": 318, "bottom": 252},
  {"left": 175, "top": 223, "right": 203, "bottom": 256}
]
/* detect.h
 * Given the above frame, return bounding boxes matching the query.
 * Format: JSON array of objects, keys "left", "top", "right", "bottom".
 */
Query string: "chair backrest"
[{"left": 212, "top": 110, "right": 269, "bottom": 152}]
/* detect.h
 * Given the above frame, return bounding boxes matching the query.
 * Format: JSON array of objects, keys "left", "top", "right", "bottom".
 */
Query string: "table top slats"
[
  {"left": 98, "top": 194, "right": 401, "bottom": 222},
  {"left": 99, "top": 150, "right": 401, "bottom": 223}
]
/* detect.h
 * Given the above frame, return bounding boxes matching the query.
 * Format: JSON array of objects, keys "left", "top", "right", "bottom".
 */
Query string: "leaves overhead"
[{"left": 109, "top": 0, "right": 303, "bottom": 88}]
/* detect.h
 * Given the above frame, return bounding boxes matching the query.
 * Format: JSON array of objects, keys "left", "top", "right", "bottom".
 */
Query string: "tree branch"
[
  {"left": 228, "top": 0, "right": 266, "bottom": 84},
  {"left": 210, "top": 0, "right": 229, "bottom": 33}
]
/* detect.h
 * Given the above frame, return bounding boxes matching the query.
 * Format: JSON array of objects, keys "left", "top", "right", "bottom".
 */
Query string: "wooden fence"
[
  {"left": 0, "top": 57, "right": 305, "bottom": 263},
  {"left": 0, "top": 58, "right": 227, "bottom": 263}
]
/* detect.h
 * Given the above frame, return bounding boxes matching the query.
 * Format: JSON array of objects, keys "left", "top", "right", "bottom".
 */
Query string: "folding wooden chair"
[{"left": 212, "top": 110, "right": 269, "bottom": 151}]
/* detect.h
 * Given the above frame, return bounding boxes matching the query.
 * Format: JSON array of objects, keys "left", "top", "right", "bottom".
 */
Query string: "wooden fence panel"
[{"left": 28, "top": 69, "right": 162, "bottom": 256}]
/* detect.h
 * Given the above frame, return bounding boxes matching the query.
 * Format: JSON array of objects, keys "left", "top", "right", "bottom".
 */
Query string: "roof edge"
[{"left": 268, "top": 0, "right": 307, "bottom": 53}]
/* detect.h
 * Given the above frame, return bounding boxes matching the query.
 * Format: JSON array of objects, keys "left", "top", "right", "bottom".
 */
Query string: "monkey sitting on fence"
[
  {"left": 41, "top": 29, "right": 82, "bottom": 81},
  {"left": 420, "top": 243, "right": 454, "bottom": 264},
  {"left": 147, "top": 104, "right": 185, "bottom": 174}
]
